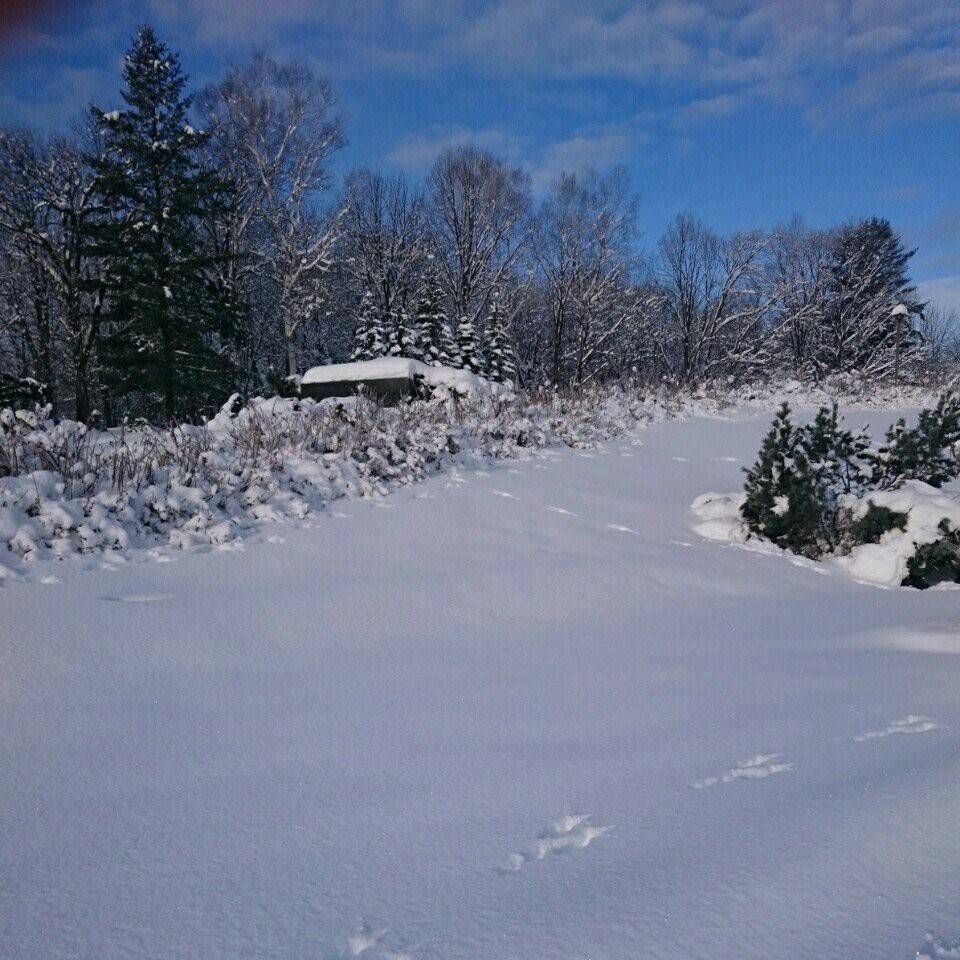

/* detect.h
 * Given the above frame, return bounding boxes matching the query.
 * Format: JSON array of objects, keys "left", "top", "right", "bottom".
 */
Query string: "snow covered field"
[{"left": 3, "top": 405, "right": 959, "bottom": 960}]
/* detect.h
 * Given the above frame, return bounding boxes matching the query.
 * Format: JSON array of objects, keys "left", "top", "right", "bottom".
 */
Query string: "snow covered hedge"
[
  {"left": 693, "top": 393, "right": 960, "bottom": 588},
  {"left": 0, "top": 386, "right": 663, "bottom": 578}
]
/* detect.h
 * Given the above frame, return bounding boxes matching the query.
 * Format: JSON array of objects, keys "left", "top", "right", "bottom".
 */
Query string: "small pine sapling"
[
  {"left": 741, "top": 403, "right": 825, "bottom": 557},
  {"left": 871, "top": 391, "right": 960, "bottom": 489}
]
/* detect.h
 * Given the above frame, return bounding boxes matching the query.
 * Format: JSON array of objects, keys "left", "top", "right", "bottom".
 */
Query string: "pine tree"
[
  {"left": 350, "top": 290, "right": 388, "bottom": 361},
  {"left": 88, "top": 26, "right": 237, "bottom": 422},
  {"left": 483, "top": 291, "right": 516, "bottom": 384},
  {"left": 456, "top": 313, "right": 483, "bottom": 374},
  {"left": 871, "top": 391, "right": 960, "bottom": 489},
  {"left": 416, "top": 263, "right": 458, "bottom": 367},
  {"left": 387, "top": 304, "right": 419, "bottom": 359},
  {"left": 741, "top": 403, "right": 825, "bottom": 557},
  {"left": 801, "top": 403, "right": 873, "bottom": 548},
  {"left": 820, "top": 217, "right": 923, "bottom": 377},
  {"left": 803, "top": 404, "right": 872, "bottom": 496}
]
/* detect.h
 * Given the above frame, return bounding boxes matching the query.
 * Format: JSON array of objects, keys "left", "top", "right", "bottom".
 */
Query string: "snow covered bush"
[
  {"left": 741, "top": 404, "right": 825, "bottom": 557},
  {"left": 0, "top": 383, "right": 673, "bottom": 577},
  {"left": 741, "top": 403, "right": 872, "bottom": 558},
  {"left": 870, "top": 391, "right": 960, "bottom": 489},
  {"left": 731, "top": 392, "right": 960, "bottom": 587}
]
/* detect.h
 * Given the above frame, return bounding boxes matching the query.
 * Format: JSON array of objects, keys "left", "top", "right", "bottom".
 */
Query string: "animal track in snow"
[
  {"left": 545, "top": 505, "right": 577, "bottom": 516},
  {"left": 492, "top": 489, "right": 519, "bottom": 499},
  {"left": 334, "top": 925, "right": 419, "bottom": 960},
  {"left": 500, "top": 813, "right": 611, "bottom": 872},
  {"left": 691, "top": 753, "right": 792, "bottom": 789},
  {"left": 853, "top": 715, "right": 941, "bottom": 742},
  {"left": 605, "top": 524, "right": 638, "bottom": 534}
]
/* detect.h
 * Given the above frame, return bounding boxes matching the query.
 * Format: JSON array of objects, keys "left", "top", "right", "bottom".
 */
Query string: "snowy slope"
[{"left": 3, "top": 407, "right": 959, "bottom": 960}]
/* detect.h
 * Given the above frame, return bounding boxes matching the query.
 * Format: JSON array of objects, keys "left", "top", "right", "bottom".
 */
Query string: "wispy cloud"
[
  {"left": 528, "top": 124, "right": 644, "bottom": 193},
  {"left": 386, "top": 126, "right": 531, "bottom": 173},
  {"left": 386, "top": 119, "right": 645, "bottom": 194},
  {"left": 5, "top": 1, "right": 960, "bottom": 131}
]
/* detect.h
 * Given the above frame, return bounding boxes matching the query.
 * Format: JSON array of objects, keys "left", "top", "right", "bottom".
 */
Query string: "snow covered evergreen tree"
[
  {"left": 456, "top": 313, "right": 483, "bottom": 374},
  {"left": 803, "top": 403, "right": 872, "bottom": 497},
  {"left": 819, "top": 218, "right": 923, "bottom": 378},
  {"left": 350, "top": 291, "right": 388, "bottom": 361},
  {"left": 872, "top": 391, "right": 960, "bottom": 489},
  {"left": 416, "top": 262, "right": 458, "bottom": 367},
  {"left": 387, "top": 304, "right": 419, "bottom": 359},
  {"left": 88, "top": 27, "right": 238, "bottom": 422},
  {"left": 483, "top": 290, "right": 516, "bottom": 384},
  {"left": 741, "top": 403, "right": 824, "bottom": 557}
]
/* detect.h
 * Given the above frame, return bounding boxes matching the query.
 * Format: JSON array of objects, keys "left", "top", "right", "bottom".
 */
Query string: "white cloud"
[
  {"left": 385, "top": 126, "right": 531, "bottom": 173},
  {"left": 7, "top": 0, "right": 960, "bottom": 132},
  {"left": 386, "top": 120, "right": 645, "bottom": 193},
  {"left": 529, "top": 124, "right": 643, "bottom": 193},
  {"left": 673, "top": 93, "right": 742, "bottom": 127}
]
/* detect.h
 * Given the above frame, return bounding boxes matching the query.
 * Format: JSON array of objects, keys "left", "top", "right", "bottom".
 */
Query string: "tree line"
[{"left": 0, "top": 26, "right": 953, "bottom": 423}]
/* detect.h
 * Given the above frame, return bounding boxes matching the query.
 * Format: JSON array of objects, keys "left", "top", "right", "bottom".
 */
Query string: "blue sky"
[{"left": 2, "top": 0, "right": 960, "bottom": 309}]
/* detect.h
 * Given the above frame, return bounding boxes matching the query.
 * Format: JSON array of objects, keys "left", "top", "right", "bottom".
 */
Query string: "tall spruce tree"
[
  {"left": 820, "top": 217, "right": 923, "bottom": 377},
  {"left": 88, "top": 26, "right": 237, "bottom": 422},
  {"left": 387, "top": 304, "right": 419, "bottom": 359},
  {"left": 350, "top": 290, "right": 388, "bottom": 361},
  {"left": 483, "top": 290, "right": 516, "bottom": 383},
  {"left": 456, "top": 313, "right": 483, "bottom": 374},
  {"left": 416, "top": 262, "right": 458, "bottom": 367}
]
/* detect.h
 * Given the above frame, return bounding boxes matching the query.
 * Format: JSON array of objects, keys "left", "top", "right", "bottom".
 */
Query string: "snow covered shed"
[{"left": 300, "top": 358, "right": 494, "bottom": 403}]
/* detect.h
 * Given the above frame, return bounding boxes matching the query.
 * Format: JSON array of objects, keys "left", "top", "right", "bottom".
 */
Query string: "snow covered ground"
[{"left": 3, "top": 405, "right": 959, "bottom": 960}]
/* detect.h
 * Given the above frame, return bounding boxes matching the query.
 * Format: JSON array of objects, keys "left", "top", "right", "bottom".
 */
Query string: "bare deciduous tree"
[
  {"left": 655, "top": 214, "right": 771, "bottom": 383},
  {"left": 0, "top": 128, "right": 104, "bottom": 418},
  {"left": 530, "top": 166, "right": 653, "bottom": 385},
  {"left": 340, "top": 169, "right": 426, "bottom": 323},
  {"left": 428, "top": 145, "right": 530, "bottom": 329},
  {"left": 200, "top": 55, "right": 344, "bottom": 376}
]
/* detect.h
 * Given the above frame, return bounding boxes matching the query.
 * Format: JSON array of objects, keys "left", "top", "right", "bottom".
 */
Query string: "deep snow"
[{"left": 3, "top": 407, "right": 959, "bottom": 960}]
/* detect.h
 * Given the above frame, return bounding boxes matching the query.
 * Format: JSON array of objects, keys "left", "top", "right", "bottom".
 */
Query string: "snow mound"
[
  {"left": 836, "top": 481, "right": 960, "bottom": 587},
  {"left": 690, "top": 491, "right": 749, "bottom": 543}
]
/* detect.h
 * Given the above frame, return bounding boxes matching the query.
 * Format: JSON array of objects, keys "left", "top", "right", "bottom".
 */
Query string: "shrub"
[
  {"left": 870, "top": 391, "right": 960, "bottom": 489},
  {"left": 740, "top": 392, "right": 960, "bottom": 586},
  {"left": 905, "top": 520, "right": 960, "bottom": 589},
  {"left": 741, "top": 404, "right": 825, "bottom": 557}
]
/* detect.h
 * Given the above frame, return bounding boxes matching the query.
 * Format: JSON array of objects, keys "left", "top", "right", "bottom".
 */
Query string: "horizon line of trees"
[{"left": 0, "top": 26, "right": 955, "bottom": 424}]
